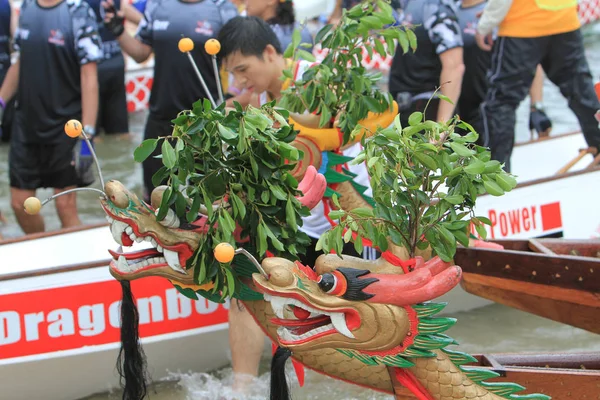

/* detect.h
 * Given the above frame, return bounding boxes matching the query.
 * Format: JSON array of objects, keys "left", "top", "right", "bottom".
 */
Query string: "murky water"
[{"left": 1, "top": 27, "right": 599, "bottom": 400}]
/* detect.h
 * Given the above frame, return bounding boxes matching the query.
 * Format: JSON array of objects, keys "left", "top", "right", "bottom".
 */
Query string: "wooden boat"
[
  {"left": 0, "top": 224, "right": 231, "bottom": 400},
  {"left": 453, "top": 238, "right": 600, "bottom": 335},
  {"left": 392, "top": 352, "right": 600, "bottom": 399}
]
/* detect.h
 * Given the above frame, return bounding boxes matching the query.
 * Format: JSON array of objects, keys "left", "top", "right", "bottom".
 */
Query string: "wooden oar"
[
  {"left": 528, "top": 238, "right": 555, "bottom": 256},
  {"left": 586, "top": 152, "right": 600, "bottom": 170},
  {"left": 556, "top": 147, "right": 597, "bottom": 175}
]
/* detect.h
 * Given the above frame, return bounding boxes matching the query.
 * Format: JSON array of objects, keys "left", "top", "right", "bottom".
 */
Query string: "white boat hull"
[{"left": 0, "top": 226, "right": 232, "bottom": 400}]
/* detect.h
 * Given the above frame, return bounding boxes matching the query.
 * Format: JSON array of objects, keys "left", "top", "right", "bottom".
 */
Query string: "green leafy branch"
[
  {"left": 279, "top": 0, "right": 416, "bottom": 144},
  {"left": 317, "top": 111, "right": 518, "bottom": 262},
  {"left": 133, "top": 99, "right": 312, "bottom": 298}
]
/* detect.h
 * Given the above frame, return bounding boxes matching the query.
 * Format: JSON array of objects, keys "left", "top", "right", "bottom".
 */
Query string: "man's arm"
[
  {"left": 80, "top": 62, "right": 99, "bottom": 129},
  {"left": 424, "top": 3, "right": 465, "bottom": 122},
  {"left": 0, "top": 59, "right": 19, "bottom": 103},
  {"left": 124, "top": 3, "right": 144, "bottom": 25},
  {"left": 477, "top": 0, "right": 513, "bottom": 36},
  {"left": 102, "top": 0, "right": 152, "bottom": 63},
  {"left": 475, "top": 0, "right": 513, "bottom": 50},
  {"left": 438, "top": 47, "right": 464, "bottom": 123}
]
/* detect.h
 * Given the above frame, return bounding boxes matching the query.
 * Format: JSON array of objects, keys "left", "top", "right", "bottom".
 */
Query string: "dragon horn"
[{"left": 363, "top": 258, "right": 462, "bottom": 306}]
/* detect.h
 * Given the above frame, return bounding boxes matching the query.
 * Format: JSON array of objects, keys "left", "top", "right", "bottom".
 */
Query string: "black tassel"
[
  {"left": 270, "top": 346, "right": 293, "bottom": 400},
  {"left": 116, "top": 280, "right": 148, "bottom": 400}
]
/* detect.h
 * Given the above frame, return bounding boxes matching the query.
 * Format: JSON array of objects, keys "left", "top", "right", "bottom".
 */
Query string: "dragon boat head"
[
  {"left": 251, "top": 251, "right": 462, "bottom": 354},
  {"left": 100, "top": 180, "right": 205, "bottom": 286}
]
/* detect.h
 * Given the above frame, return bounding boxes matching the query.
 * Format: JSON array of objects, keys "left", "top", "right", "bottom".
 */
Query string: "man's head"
[{"left": 218, "top": 16, "right": 284, "bottom": 94}]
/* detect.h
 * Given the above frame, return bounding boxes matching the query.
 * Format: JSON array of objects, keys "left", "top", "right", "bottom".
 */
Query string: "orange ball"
[
  {"left": 24, "top": 197, "right": 42, "bottom": 215},
  {"left": 178, "top": 38, "right": 194, "bottom": 53},
  {"left": 65, "top": 119, "right": 82, "bottom": 138},
  {"left": 214, "top": 243, "right": 235, "bottom": 263},
  {"left": 204, "top": 39, "right": 221, "bottom": 56}
]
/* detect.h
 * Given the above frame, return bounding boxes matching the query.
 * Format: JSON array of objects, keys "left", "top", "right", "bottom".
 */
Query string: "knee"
[{"left": 55, "top": 193, "right": 77, "bottom": 214}]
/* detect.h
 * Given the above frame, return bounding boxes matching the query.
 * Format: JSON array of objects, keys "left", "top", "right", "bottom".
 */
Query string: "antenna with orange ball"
[
  {"left": 215, "top": 242, "right": 269, "bottom": 278},
  {"left": 23, "top": 120, "right": 107, "bottom": 216},
  {"left": 205, "top": 38, "right": 224, "bottom": 105},
  {"left": 178, "top": 37, "right": 217, "bottom": 108}
]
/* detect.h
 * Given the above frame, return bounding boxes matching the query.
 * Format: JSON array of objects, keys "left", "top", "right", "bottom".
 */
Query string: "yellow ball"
[
  {"left": 24, "top": 197, "right": 42, "bottom": 215},
  {"left": 178, "top": 38, "right": 194, "bottom": 53},
  {"left": 204, "top": 39, "right": 221, "bottom": 56},
  {"left": 214, "top": 243, "right": 235, "bottom": 264},
  {"left": 65, "top": 119, "right": 82, "bottom": 138}
]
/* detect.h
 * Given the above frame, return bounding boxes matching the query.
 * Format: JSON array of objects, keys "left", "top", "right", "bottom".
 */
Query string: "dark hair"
[
  {"left": 268, "top": 1, "right": 295, "bottom": 26},
  {"left": 217, "top": 16, "right": 283, "bottom": 62}
]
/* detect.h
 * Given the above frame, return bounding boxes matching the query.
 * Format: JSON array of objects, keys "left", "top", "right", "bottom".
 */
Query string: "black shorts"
[
  {"left": 142, "top": 115, "right": 173, "bottom": 201},
  {"left": 299, "top": 236, "right": 380, "bottom": 268},
  {"left": 97, "top": 54, "right": 129, "bottom": 135},
  {"left": 9, "top": 125, "right": 78, "bottom": 190},
  {"left": 1, "top": 97, "right": 15, "bottom": 143}
]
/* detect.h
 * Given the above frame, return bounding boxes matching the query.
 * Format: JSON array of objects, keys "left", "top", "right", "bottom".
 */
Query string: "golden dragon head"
[{"left": 251, "top": 252, "right": 462, "bottom": 354}]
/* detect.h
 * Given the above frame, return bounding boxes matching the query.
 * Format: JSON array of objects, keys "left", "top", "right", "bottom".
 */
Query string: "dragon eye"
[
  {"left": 317, "top": 273, "right": 337, "bottom": 293},
  {"left": 317, "top": 271, "right": 347, "bottom": 296}
]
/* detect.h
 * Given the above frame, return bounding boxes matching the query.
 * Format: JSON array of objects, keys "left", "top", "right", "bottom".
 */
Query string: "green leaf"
[
  {"left": 134, "top": 139, "right": 158, "bottom": 163},
  {"left": 217, "top": 123, "right": 237, "bottom": 140},
  {"left": 397, "top": 30, "right": 409, "bottom": 53},
  {"left": 464, "top": 159, "right": 486, "bottom": 175},
  {"left": 406, "top": 29, "right": 417, "bottom": 51},
  {"left": 495, "top": 173, "right": 518, "bottom": 191},
  {"left": 257, "top": 223, "right": 268, "bottom": 256},
  {"left": 285, "top": 198, "right": 298, "bottom": 231},
  {"left": 162, "top": 140, "right": 177, "bottom": 169},
  {"left": 297, "top": 49, "right": 317, "bottom": 62},
  {"left": 436, "top": 93, "right": 454, "bottom": 105},
  {"left": 230, "top": 192, "right": 246, "bottom": 220},
  {"left": 200, "top": 187, "right": 213, "bottom": 219},
  {"left": 483, "top": 179, "right": 505, "bottom": 196},
  {"left": 413, "top": 152, "right": 438, "bottom": 170},
  {"left": 449, "top": 142, "right": 474, "bottom": 157},
  {"left": 315, "top": 24, "right": 333, "bottom": 44},
  {"left": 156, "top": 186, "right": 172, "bottom": 222},
  {"left": 408, "top": 112, "right": 423, "bottom": 126},
  {"left": 444, "top": 194, "right": 464, "bottom": 205}
]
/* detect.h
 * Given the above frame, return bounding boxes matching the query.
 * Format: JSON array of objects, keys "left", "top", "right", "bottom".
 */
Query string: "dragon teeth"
[
  {"left": 330, "top": 312, "right": 354, "bottom": 339},
  {"left": 164, "top": 249, "right": 186, "bottom": 274},
  {"left": 266, "top": 296, "right": 355, "bottom": 339},
  {"left": 110, "top": 221, "right": 128, "bottom": 245},
  {"left": 270, "top": 296, "right": 287, "bottom": 319},
  {"left": 125, "top": 226, "right": 133, "bottom": 235}
]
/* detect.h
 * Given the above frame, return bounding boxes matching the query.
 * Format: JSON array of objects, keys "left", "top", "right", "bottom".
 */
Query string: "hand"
[
  {"left": 101, "top": 0, "right": 125, "bottom": 38},
  {"left": 475, "top": 32, "right": 494, "bottom": 51},
  {"left": 72, "top": 137, "right": 96, "bottom": 186}
]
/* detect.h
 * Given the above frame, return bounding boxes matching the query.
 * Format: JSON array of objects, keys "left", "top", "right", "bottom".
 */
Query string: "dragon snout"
[{"left": 104, "top": 180, "right": 131, "bottom": 209}]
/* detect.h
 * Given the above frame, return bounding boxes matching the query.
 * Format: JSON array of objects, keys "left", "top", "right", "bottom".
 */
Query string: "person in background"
[
  {"left": 0, "top": 0, "right": 103, "bottom": 234},
  {"left": 245, "top": 0, "right": 313, "bottom": 52},
  {"left": 86, "top": 0, "right": 129, "bottom": 137},
  {"left": 218, "top": 15, "right": 381, "bottom": 391},
  {"left": 225, "top": 0, "right": 313, "bottom": 108},
  {"left": 0, "top": 0, "right": 17, "bottom": 143},
  {"left": 101, "top": 0, "right": 238, "bottom": 201},
  {"left": 389, "top": 0, "right": 465, "bottom": 126},
  {"left": 476, "top": 0, "right": 600, "bottom": 171},
  {"left": 457, "top": 0, "right": 552, "bottom": 142}
]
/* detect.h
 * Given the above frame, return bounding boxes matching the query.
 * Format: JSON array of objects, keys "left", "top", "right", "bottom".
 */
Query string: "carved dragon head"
[{"left": 251, "top": 252, "right": 462, "bottom": 355}]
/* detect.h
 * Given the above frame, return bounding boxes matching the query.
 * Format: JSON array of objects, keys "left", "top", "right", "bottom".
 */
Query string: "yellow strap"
[{"left": 534, "top": 0, "right": 577, "bottom": 11}]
